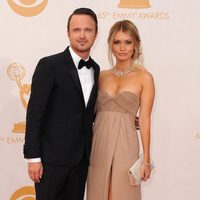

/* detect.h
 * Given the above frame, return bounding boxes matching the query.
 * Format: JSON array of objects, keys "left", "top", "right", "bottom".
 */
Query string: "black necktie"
[{"left": 78, "top": 58, "right": 93, "bottom": 70}]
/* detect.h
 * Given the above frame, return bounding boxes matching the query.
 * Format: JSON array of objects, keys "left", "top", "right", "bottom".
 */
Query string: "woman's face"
[{"left": 112, "top": 30, "right": 135, "bottom": 62}]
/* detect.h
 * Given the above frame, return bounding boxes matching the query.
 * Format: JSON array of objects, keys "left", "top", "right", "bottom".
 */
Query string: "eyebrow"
[{"left": 113, "top": 39, "right": 132, "bottom": 41}]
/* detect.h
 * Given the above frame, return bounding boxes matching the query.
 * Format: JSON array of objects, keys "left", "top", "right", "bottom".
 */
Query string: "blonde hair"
[{"left": 107, "top": 20, "right": 143, "bottom": 68}]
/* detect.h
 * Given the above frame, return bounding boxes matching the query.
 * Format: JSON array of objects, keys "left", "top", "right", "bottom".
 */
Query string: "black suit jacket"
[{"left": 24, "top": 47, "right": 100, "bottom": 166}]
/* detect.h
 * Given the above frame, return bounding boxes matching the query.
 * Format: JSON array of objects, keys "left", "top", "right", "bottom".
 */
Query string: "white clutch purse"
[{"left": 128, "top": 154, "right": 153, "bottom": 186}]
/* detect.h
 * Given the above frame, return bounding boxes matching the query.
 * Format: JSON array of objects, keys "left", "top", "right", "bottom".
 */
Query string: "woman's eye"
[
  {"left": 126, "top": 40, "right": 132, "bottom": 44},
  {"left": 113, "top": 40, "right": 120, "bottom": 44}
]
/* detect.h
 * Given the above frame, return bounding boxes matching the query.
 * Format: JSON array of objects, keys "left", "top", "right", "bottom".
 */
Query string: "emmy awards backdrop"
[{"left": 0, "top": 0, "right": 200, "bottom": 199}]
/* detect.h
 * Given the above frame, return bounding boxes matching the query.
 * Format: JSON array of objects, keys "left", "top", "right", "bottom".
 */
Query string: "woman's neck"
[{"left": 115, "top": 60, "right": 133, "bottom": 71}]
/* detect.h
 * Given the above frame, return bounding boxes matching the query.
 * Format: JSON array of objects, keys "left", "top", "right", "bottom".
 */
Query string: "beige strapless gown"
[{"left": 87, "top": 90, "right": 141, "bottom": 200}]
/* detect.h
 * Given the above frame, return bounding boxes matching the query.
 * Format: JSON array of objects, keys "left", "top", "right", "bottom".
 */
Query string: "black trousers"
[{"left": 35, "top": 153, "right": 88, "bottom": 200}]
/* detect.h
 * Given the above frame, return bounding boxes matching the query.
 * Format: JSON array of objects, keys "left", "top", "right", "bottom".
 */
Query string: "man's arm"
[
  {"left": 24, "top": 58, "right": 54, "bottom": 158},
  {"left": 135, "top": 116, "right": 139, "bottom": 130},
  {"left": 24, "top": 58, "right": 54, "bottom": 182}
]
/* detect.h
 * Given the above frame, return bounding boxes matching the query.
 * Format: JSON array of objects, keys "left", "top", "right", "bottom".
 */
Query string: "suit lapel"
[
  {"left": 86, "top": 63, "right": 99, "bottom": 108},
  {"left": 63, "top": 47, "right": 85, "bottom": 106},
  {"left": 63, "top": 47, "right": 99, "bottom": 109}
]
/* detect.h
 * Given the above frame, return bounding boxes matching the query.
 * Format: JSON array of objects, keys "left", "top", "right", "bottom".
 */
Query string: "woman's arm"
[{"left": 139, "top": 71, "right": 155, "bottom": 164}]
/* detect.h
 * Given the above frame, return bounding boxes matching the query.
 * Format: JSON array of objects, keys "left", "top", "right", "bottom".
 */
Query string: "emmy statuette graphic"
[
  {"left": 119, "top": 0, "right": 150, "bottom": 8},
  {"left": 7, "top": 63, "right": 31, "bottom": 133}
]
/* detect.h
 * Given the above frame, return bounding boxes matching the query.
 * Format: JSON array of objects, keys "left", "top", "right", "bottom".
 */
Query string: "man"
[{"left": 24, "top": 8, "right": 100, "bottom": 200}]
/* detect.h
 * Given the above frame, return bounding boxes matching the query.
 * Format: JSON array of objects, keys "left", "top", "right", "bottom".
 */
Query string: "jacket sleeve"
[{"left": 23, "top": 58, "right": 54, "bottom": 158}]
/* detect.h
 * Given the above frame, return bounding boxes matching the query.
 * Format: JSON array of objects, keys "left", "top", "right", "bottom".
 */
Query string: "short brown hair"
[{"left": 67, "top": 8, "right": 98, "bottom": 32}]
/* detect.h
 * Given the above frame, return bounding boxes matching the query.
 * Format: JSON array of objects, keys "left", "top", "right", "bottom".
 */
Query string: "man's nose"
[{"left": 80, "top": 30, "right": 86, "bottom": 38}]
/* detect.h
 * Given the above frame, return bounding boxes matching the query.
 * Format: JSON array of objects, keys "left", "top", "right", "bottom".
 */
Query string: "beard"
[{"left": 73, "top": 42, "right": 94, "bottom": 53}]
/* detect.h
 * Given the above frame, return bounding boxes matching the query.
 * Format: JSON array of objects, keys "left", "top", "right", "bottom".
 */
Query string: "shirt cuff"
[{"left": 26, "top": 158, "right": 41, "bottom": 163}]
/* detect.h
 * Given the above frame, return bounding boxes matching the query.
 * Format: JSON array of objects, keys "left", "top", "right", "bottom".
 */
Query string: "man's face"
[{"left": 68, "top": 14, "right": 97, "bottom": 55}]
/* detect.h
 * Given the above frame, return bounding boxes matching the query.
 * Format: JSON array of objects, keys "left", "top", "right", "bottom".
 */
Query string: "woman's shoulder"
[
  {"left": 134, "top": 64, "right": 153, "bottom": 81},
  {"left": 100, "top": 69, "right": 111, "bottom": 74},
  {"left": 99, "top": 69, "right": 112, "bottom": 78}
]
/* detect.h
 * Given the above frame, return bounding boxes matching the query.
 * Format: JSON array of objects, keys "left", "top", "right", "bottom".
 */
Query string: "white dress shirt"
[
  {"left": 27, "top": 47, "right": 94, "bottom": 163},
  {"left": 69, "top": 47, "right": 94, "bottom": 105}
]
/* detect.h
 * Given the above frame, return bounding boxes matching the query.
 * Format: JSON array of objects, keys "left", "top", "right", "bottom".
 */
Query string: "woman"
[{"left": 87, "top": 20, "right": 155, "bottom": 200}]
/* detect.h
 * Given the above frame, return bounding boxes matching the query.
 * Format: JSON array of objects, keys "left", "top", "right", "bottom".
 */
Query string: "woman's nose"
[{"left": 120, "top": 43, "right": 125, "bottom": 50}]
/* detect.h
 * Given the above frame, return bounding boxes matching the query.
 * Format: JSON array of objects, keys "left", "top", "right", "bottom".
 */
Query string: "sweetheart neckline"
[{"left": 98, "top": 89, "right": 140, "bottom": 100}]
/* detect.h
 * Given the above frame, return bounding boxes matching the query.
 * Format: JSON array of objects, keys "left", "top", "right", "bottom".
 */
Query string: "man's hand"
[
  {"left": 135, "top": 116, "right": 139, "bottom": 130},
  {"left": 28, "top": 162, "right": 43, "bottom": 183}
]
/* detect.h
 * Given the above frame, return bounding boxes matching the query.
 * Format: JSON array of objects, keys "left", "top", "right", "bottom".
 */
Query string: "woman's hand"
[{"left": 140, "top": 163, "right": 151, "bottom": 182}]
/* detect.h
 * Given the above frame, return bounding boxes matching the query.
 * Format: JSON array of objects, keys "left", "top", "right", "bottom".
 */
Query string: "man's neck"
[{"left": 71, "top": 47, "right": 90, "bottom": 60}]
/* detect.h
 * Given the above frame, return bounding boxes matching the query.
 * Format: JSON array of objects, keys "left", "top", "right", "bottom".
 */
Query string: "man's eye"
[{"left": 85, "top": 29, "right": 92, "bottom": 32}]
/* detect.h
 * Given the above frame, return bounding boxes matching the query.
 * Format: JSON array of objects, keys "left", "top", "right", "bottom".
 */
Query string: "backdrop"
[{"left": 0, "top": 0, "right": 200, "bottom": 199}]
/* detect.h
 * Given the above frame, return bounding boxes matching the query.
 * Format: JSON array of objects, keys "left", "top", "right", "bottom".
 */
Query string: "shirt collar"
[{"left": 69, "top": 46, "right": 89, "bottom": 69}]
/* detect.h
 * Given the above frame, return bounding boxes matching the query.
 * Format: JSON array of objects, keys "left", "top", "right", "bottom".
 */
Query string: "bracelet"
[{"left": 142, "top": 162, "right": 152, "bottom": 167}]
